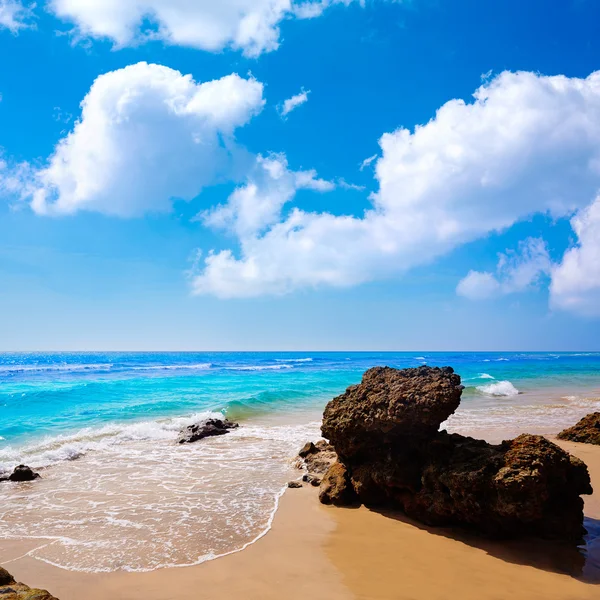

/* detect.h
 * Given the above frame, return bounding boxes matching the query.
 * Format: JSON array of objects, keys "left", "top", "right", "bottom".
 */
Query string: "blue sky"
[{"left": 1, "top": 0, "right": 600, "bottom": 351}]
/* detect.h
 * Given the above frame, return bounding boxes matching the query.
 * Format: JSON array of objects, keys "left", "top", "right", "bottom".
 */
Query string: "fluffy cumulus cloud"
[
  {"left": 551, "top": 197, "right": 600, "bottom": 316},
  {"left": 31, "top": 62, "right": 265, "bottom": 217},
  {"left": 48, "top": 0, "right": 364, "bottom": 57},
  {"left": 278, "top": 88, "right": 310, "bottom": 118},
  {"left": 191, "top": 70, "right": 600, "bottom": 298},
  {"left": 202, "top": 153, "right": 334, "bottom": 240},
  {"left": 0, "top": 0, "right": 34, "bottom": 32},
  {"left": 457, "top": 238, "right": 551, "bottom": 300}
]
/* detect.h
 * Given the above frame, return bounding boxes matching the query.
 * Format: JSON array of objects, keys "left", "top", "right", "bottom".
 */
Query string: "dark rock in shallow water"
[
  {"left": 0, "top": 465, "right": 41, "bottom": 483},
  {"left": 558, "top": 412, "right": 600, "bottom": 445},
  {"left": 177, "top": 419, "right": 239, "bottom": 444},
  {"left": 0, "top": 567, "right": 58, "bottom": 599},
  {"left": 319, "top": 366, "right": 592, "bottom": 541},
  {"left": 288, "top": 481, "right": 303, "bottom": 489}
]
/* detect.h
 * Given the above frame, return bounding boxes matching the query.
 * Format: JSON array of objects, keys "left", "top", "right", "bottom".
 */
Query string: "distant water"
[{"left": 1, "top": 351, "right": 599, "bottom": 572}]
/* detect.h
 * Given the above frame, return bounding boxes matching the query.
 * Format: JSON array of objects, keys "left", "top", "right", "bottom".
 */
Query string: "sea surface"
[{"left": 1, "top": 351, "right": 599, "bottom": 572}]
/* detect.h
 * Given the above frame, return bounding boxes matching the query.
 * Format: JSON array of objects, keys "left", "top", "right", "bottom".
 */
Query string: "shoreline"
[{"left": 2, "top": 437, "right": 599, "bottom": 600}]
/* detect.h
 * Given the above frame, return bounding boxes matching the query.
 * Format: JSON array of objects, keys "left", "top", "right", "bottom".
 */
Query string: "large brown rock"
[
  {"left": 558, "top": 412, "right": 600, "bottom": 445},
  {"left": 320, "top": 366, "right": 592, "bottom": 541},
  {"left": 319, "top": 462, "right": 358, "bottom": 506},
  {"left": 322, "top": 366, "right": 463, "bottom": 459},
  {"left": 0, "top": 567, "right": 58, "bottom": 600}
]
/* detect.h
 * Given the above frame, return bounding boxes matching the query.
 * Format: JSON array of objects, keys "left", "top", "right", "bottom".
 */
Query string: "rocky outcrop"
[
  {"left": 298, "top": 439, "right": 337, "bottom": 475},
  {"left": 0, "top": 567, "right": 58, "bottom": 599},
  {"left": 322, "top": 366, "right": 462, "bottom": 459},
  {"left": 177, "top": 418, "right": 239, "bottom": 444},
  {"left": 319, "top": 366, "right": 593, "bottom": 541},
  {"left": 0, "top": 465, "right": 40, "bottom": 483},
  {"left": 319, "top": 462, "right": 358, "bottom": 506},
  {"left": 558, "top": 412, "right": 600, "bottom": 445}
]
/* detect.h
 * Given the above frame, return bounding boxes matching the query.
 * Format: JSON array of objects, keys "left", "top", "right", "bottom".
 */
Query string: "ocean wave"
[
  {"left": 0, "top": 411, "right": 224, "bottom": 473},
  {"left": 0, "top": 416, "right": 322, "bottom": 573},
  {"left": 479, "top": 373, "right": 495, "bottom": 379},
  {"left": 226, "top": 365, "right": 293, "bottom": 371},
  {"left": 273, "top": 358, "right": 313, "bottom": 363},
  {"left": 129, "top": 363, "right": 212, "bottom": 371},
  {"left": 0, "top": 363, "right": 114, "bottom": 374},
  {"left": 476, "top": 381, "right": 520, "bottom": 397}
]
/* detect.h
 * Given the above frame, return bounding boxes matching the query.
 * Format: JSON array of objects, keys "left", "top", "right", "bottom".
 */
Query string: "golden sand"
[{"left": 2, "top": 439, "right": 599, "bottom": 600}]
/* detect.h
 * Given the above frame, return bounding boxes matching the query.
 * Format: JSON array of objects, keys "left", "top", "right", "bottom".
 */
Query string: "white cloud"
[
  {"left": 0, "top": 0, "right": 34, "bottom": 32},
  {"left": 359, "top": 154, "right": 378, "bottom": 171},
  {"left": 31, "top": 62, "right": 265, "bottom": 217},
  {"left": 337, "top": 178, "right": 365, "bottom": 191},
  {"left": 457, "top": 238, "right": 551, "bottom": 300},
  {"left": 293, "top": 0, "right": 365, "bottom": 19},
  {"left": 191, "top": 70, "right": 600, "bottom": 298},
  {"left": 48, "top": 0, "right": 365, "bottom": 57},
  {"left": 278, "top": 88, "right": 310, "bottom": 118},
  {"left": 201, "top": 153, "right": 334, "bottom": 240},
  {"left": 551, "top": 196, "right": 600, "bottom": 316},
  {"left": 456, "top": 271, "right": 500, "bottom": 301},
  {"left": 0, "top": 158, "right": 32, "bottom": 199}
]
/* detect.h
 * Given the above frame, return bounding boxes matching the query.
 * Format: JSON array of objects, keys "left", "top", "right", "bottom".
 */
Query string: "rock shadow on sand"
[{"left": 360, "top": 507, "right": 600, "bottom": 583}]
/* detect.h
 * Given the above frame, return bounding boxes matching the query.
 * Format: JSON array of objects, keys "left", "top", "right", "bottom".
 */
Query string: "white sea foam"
[
  {"left": 478, "top": 373, "right": 495, "bottom": 379},
  {"left": 476, "top": 381, "right": 520, "bottom": 397},
  {"left": 0, "top": 411, "right": 224, "bottom": 472},
  {"left": 443, "top": 393, "right": 600, "bottom": 443},
  {"left": 0, "top": 415, "right": 322, "bottom": 573},
  {"left": 274, "top": 358, "right": 313, "bottom": 363},
  {"left": 0, "top": 363, "right": 114, "bottom": 374}
]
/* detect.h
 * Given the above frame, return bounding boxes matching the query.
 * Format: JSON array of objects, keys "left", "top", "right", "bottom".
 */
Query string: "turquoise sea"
[
  {"left": 1, "top": 351, "right": 599, "bottom": 572},
  {"left": 2, "top": 351, "right": 600, "bottom": 448}
]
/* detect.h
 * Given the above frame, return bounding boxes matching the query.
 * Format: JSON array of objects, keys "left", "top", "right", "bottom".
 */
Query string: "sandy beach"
[{"left": 1, "top": 437, "right": 598, "bottom": 600}]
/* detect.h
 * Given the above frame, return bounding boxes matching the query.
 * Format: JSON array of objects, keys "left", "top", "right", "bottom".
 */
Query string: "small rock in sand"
[
  {"left": 302, "top": 474, "right": 322, "bottom": 486},
  {"left": 288, "top": 481, "right": 303, "bottom": 489}
]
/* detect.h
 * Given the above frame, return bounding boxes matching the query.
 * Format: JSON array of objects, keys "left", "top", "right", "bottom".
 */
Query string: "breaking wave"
[
  {"left": 476, "top": 381, "right": 520, "bottom": 397},
  {"left": 0, "top": 411, "right": 224, "bottom": 474}
]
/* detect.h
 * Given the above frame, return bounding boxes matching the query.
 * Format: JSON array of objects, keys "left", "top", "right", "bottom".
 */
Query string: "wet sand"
[{"left": 2, "top": 439, "right": 600, "bottom": 600}]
